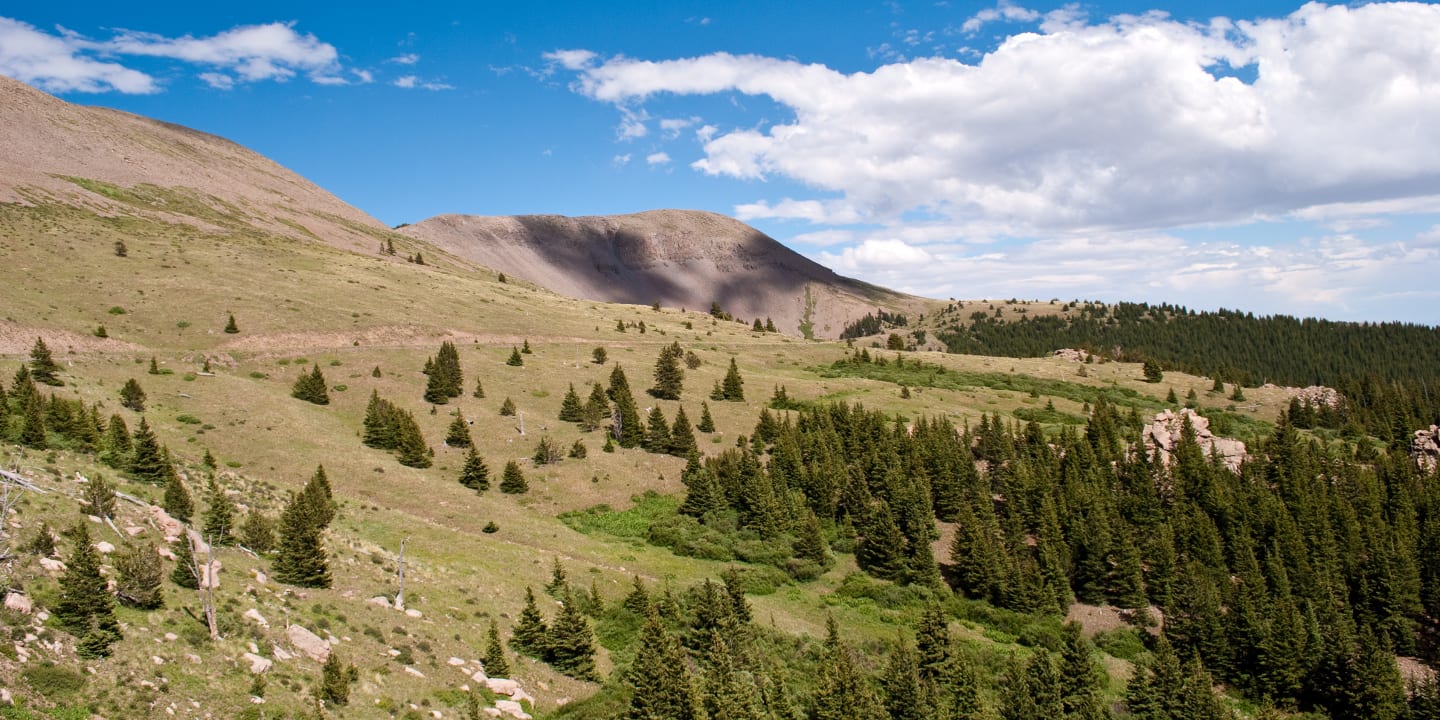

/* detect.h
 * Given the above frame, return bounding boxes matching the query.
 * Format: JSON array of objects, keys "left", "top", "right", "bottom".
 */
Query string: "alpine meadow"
[{"left": 3, "top": 4, "right": 1440, "bottom": 720}]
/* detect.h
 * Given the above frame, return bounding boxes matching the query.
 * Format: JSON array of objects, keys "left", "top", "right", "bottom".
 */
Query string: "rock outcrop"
[
  {"left": 1414, "top": 426, "right": 1440, "bottom": 471},
  {"left": 1052, "top": 348, "right": 1092, "bottom": 363},
  {"left": 1142, "top": 408, "right": 1248, "bottom": 472},
  {"left": 285, "top": 624, "right": 331, "bottom": 663}
]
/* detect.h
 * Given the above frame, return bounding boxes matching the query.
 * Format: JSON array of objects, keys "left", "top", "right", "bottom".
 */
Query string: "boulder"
[
  {"left": 404, "top": 666, "right": 426, "bottom": 678},
  {"left": 124, "top": 526, "right": 146, "bottom": 536},
  {"left": 242, "top": 653, "right": 272, "bottom": 674},
  {"left": 271, "top": 644, "right": 293, "bottom": 661},
  {"left": 243, "top": 608, "right": 269, "bottom": 628},
  {"left": 486, "top": 678, "right": 519, "bottom": 696},
  {"left": 404, "top": 608, "right": 422, "bottom": 618},
  {"left": 1052, "top": 348, "right": 1091, "bottom": 363},
  {"left": 157, "top": 546, "right": 177, "bottom": 561},
  {"left": 1141, "top": 408, "right": 1248, "bottom": 473},
  {"left": 1413, "top": 426, "right": 1440, "bottom": 472},
  {"left": 470, "top": 669, "right": 489, "bottom": 683},
  {"left": 448, "top": 657, "right": 467, "bottom": 667},
  {"left": 285, "top": 624, "right": 330, "bottom": 662},
  {"left": 3, "top": 593, "right": 32, "bottom": 614},
  {"left": 147, "top": 506, "right": 185, "bottom": 542},
  {"left": 95, "top": 541, "right": 115, "bottom": 555},
  {"left": 38, "top": 558, "right": 66, "bottom": 573},
  {"left": 495, "top": 700, "right": 531, "bottom": 720},
  {"left": 366, "top": 596, "right": 391, "bottom": 608}
]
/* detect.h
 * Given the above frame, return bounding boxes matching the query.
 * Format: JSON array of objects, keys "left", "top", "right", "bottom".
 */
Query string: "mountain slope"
[
  {"left": 400, "top": 210, "right": 917, "bottom": 339},
  {"left": 0, "top": 73, "right": 387, "bottom": 251}
]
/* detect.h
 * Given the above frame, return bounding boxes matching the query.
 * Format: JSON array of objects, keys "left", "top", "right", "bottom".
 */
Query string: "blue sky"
[{"left": 4, "top": 1, "right": 1440, "bottom": 324}]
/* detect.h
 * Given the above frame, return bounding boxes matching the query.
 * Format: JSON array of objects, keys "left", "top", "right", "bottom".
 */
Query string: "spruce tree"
[
  {"left": 292, "top": 365, "right": 330, "bottom": 405},
  {"left": 581, "top": 383, "right": 610, "bottom": 432},
  {"left": 120, "top": 378, "right": 146, "bottom": 412},
  {"left": 546, "top": 590, "right": 597, "bottom": 680},
  {"left": 499, "top": 397, "right": 517, "bottom": 416},
  {"left": 533, "top": 436, "right": 560, "bottom": 465},
  {"left": 558, "top": 384, "right": 584, "bottom": 422},
  {"left": 1058, "top": 623, "right": 1109, "bottom": 720},
  {"left": 472, "top": 379, "right": 486, "bottom": 398},
  {"left": 81, "top": 474, "right": 117, "bottom": 520},
  {"left": 222, "top": 314, "right": 239, "bottom": 334},
  {"left": 500, "top": 460, "right": 528, "bottom": 494},
  {"left": 362, "top": 391, "right": 397, "bottom": 449},
  {"left": 163, "top": 470, "right": 194, "bottom": 524},
  {"left": 883, "top": 639, "right": 934, "bottom": 720},
  {"left": 626, "top": 612, "right": 704, "bottom": 720},
  {"left": 856, "top": 503, "right": 906, "bottom": 581},
  {"left": 510, "top": 587, "right": 549, "bottom": 657},
  {"left": 650, "top": 342, "right": 684, "bottom": 399},
  {"left": 722, "top": 358, "right": 745, "bottom": 400},
  {"left": 29, "top": 337, "right": 62, "bottom": 386},
  {"left": 170, "top": 533, "right": 200, "bottom": 589},
  {"left": 114, "top": 540, "right": 164, "bottom": 609},
  {"left": 679, "top": 452, "right": 725, "bottom": 518},
  {"left": 318, "top": 652, "right": 358, "bottom": 707},
  {"left": 300, "top": 465, "right": 336, "bottom": 530},
  {"left": 484, "top": 618, "right": 511, "bottom": 677},
  {"left": 643, "top": 406, "right": 671, "bottom": 453},
  {"left": 697, "top": 401, "right": 716, "bottom": 432},
  {"left": 521, "top": 339, "right": 533, "bottom": 354},
  {"left": 506, "top": 347, "right": 524, "bottom": 366},
  {"left": 241, "top": 507, "right": 276, "bottom": 553},
  {"left": 435, "top": 341, "right": 463, "bottom": 397},
  {"left": 793, "top": 508, "right": 833, "bottom": 569},
  {"left": 701, "top": 629, "right": 762, "bottom": 720},
  {"left": 55, "top": 523, "right": 120, "bottom": 657},
  {"left": 203, "top": 475, "right": 237, "bottom": 545},
  {"left": 811, "top": 617, "right": 887, "bottom": 720},
  {"left": 545, "top": 557, "right": 569, "bottom": 596},
  {"left": 459, "top": 447, "right": 490, "bottom": 491},
  {"left": 424, "top": 364, "right": 449, "bottom": 404},
  {"left": 18, "top": 393, "right": 45, "bottom": 449},
  {"left": 612, "top": 384, "right": 644, "bottom": 449},
  {"left": 273, "top": 490, "right": 332, "bottom": 588},
  {"left": 669, "top": 406, "right": 697, "bottom": 457},
  {"left": 149, "top": 356, "right": 160, "bottom": 375},
  {"left": 446, "top": 411, "right": 473, "bottom": 447},
  {"left": 395, "top": 411, "right": 432, "bottom": 468}
]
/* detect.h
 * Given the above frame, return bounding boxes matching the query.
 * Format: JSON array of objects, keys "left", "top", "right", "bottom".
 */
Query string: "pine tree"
[
  {"left": 300, "top": 465, "right": 336, "bottom": 530},
  {"left": 521, "top": 339, "right": 533, "bottom": 354},
  {"left": 80, "top": 474, "right": 117, "bottom": 519},
  {"left": 507, "top": 347, "right": 524, "bottom": 366},
  {"left": 120, "top": 378, "right": 146, "bottom": 412},
  {"left": 273, "top": 490, "right": 332, "bottom": 588},
  {"left": 224, "top": 314, "right": 239, "bottom": 334},
  {"left": 484, "top": 619, "right": 511, "bottom": 677},
  {"left": 292, "top": 364, "right": 330, "bottom": 405},
  {"left": 856, "top": 503, "right": 906, "bottom": 581},
  {"left": 114, "top": 540, "right": 164, "bottom": 609},
  {"left": 643, "top": 406, "right": 671, "bottom": 453},
  {"left": 163, "top": 470, "right": 194, "bottom": 524},
  {"left": 559, "top": 384, "right": 584, "bottom": 422},
  {"left": 722, "top": 358, "right": 745, "bottom": 401},
  {"left": 811, "top": 617, "right": 888, "bottom": 720},
  {"left": 18, "top": 393, "right": 45, "bottom": 449},
  {"left": 1058, "top": 623, "right": 1109, "bottom": 720},
  {"left": 698, "top": 401, "right": 716, "bottom": 432},
  {"left": 547, "top": 591, "right": 598, "bottom": 680},
  {"left": 500, "top": 460, "right": 528, "bottom": 494},
  {"left": 29, "top": 337, "right": 62, "bottom": 386},
  {"left": 546, "top": 556, "right": 569, "bottom": 596},
  {"left": 318, "top": 652, "right": 358, "bottom": 707},
  {"left": 765, "top": 317, "right": 777, "bottom": 333},
  {"left": 793, "top": 508, "right": 833, "bottom": 569},
  {"left": 499, "top": 397, "right": 517, "bottom": 416},
  {"left": 148, "top": 356, "right": 160, "bottom": 375},
  {"left": 581, "top": 382, "right": 610, "bottom": 432},
  {"left": 424, "top": 364, "right": 449, "bottom": 404},
  {"left": 395, "top": 411, "right": 432, "bottom": 468},
  {"left": 362, "top": 391, "right": 397, "bottom": 449},
  {"left": 613, "top": 385, "right": 644, "bottom": 449},
  {"left": 446, "top": 411, "right": 473, "bottom": 447},
  {"left": 510, "top": 587, "right": 549, "bottom": 657},
  {"left": 883, "top": 639, "right": 934, "bottom": 720},
  {"left": 1143, "top": 360, "right": 1164, "bottom": 383},
  {"left": 458, "top": 447, "right": 490, "bottom": 491},
  {"left": 435, "top": 341, "right": 464, "bottom": 397},
  {"left": 650, "top": 342, "right": 684, "bottom": 399},
  {"left": 625, "top": 611, "right": 704, "bottom": 720},
  {"left": 473, "top": 379, "right": 486, "bottom": 398},
  {"left": 701, "top": 629, "right": 762, "bottom": 720},
  {"left": 55, "top": 523, "right": 120, "bottom": 657},
  {"left": 569, "top": 439, "right": 588, "bottom": 458},
  {"left": 533, "top": 436, "right": 560, "bottom": 465},
  {"left": 203, "top": 476, "right": 237, "bottom": 545},
  {"left": 170, "top": 533, "right": 200, "bottom": 589}
]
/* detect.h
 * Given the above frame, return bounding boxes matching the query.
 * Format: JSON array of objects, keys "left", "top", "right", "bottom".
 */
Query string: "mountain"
[
  {"left": 400, "top": 210, "right": 917, "bottom": 338},
  {"left": 0, "top": 73, "right": 387, "bottom": 252}
]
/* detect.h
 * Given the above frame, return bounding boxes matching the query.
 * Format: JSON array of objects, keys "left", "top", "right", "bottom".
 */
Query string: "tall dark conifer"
[{"left": 273, "top": 489, "right": 331, "bottom": 588}]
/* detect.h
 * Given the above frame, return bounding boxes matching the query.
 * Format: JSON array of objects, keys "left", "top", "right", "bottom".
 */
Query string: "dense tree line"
[{"left": 840, "top": 310, "right": 910, "bottom": 340}]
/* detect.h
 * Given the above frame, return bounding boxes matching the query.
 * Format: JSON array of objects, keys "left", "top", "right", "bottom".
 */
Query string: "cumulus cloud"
[
  {"left": 554, "top": 3, "right": 1440, "bottom": 237},
  {"left": 646, "top": 152, "right": 671, "bottom": 165},
  {"left": 388, "top": 53, "right": 420, "bottom": 65},
  {"left": 393, "top": 74, "right": 452, "bottom": 90},
  {"left": 961, "top": 1, "right": 1041, "bottom": 34},
  {"left": 0, "top": 17, "right": 347, "bottom": 92}
]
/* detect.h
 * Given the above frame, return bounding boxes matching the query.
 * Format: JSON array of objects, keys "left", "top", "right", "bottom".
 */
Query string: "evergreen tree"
[
  {"left": 856, "top": 503, "right": 906, "bottom": 581},
  {"left": 702, "top": 629, "right": 762, "bottom": 720},
  {"left": 559, "top": 384, "right": 584, "bottom": 422},
  {"left": 291, "top": 364, "right": 331, "bottom": 405},
  {"left": 318, "top": 652, "right": 358, "bottom": 707},
  {"left": 650, "top": 342, "right": 685, "bottom": 399},
  {"left": 669, "top": 406, "right": 698, "bottom": 457},
  {"left": 114, "top": 540, "right": 164, "bottom": 609},
  {"left": 883, "top": 639, "right": 934, "bottom": 720},
  {"left": 203, "top": 475, "right": 237, "bottom": 545},
  {"left": 395, "top": 411, "right": 432, "bottom": 468},
  {"left": 149, "top": 356, "right": 160, "bottom": 375},
  {"left": 163, "top": 470, "right": 194, "bottom": 524},
  {"left": 721, "top": 358, "right": 745, "bottom": 400},
  {"left": 546, "top": 591, "right": 598, "bottom": 680},
  {"left": 793, "top": 508, "right": 834, "bottom": 569},
  {"left": 435, "top": 341, "right": 464, "bottom": 397},
  {"left": 510, "top": 587, "right": 549, "bottom": 657},
  {"left": 569, "top": 439, "right": 588, "bottom": 458},
  {"left": 811, "top": 617, "right": 888, "bottom": 720},
  {"left": 445, "top": 411, "right": 473, "bottom": 447},
  {"left": 626, "top": 612, "right": 704, "bottom": 720},
  {"left": 499, "top": 397, "right": 517, "bottom": 416},
  {"left": 500, "top": 460, "right": 528, "bottom": 494},
  {"left": 521, "top": 339, "right": 533, "bottom": 354},
  {"left": 1058, "top": 623, "right": 1110, "bottom": 720},
  {"left": 18, "top": 393, "right": 45, "bottom": 449},
  {"left": 613, "top": 383, "right": 644, "bottom": 448},
  {"left": 546, "top": 557, "right": 569, "bottom": 596},
  {"left": 484, "top": 618, "right": 511, "bottom": 677},
  {"left": 224, "top": 314, "right": 239, "bottom": 334},
  {"left": 533, "top": 436, "right": 561, "bottom": 465},
  {"left": 119, "top": 378, "right": 146, "bottom": 412},
  {"left": 507, "top": 347, "right": 524, "bottom": 366},
  {"left": 593, "top": 346, "right": 608, "bottom": 364},
  {"left": 643, "top": 406, "right": 672, "bottom": 453},
  {"left": 1143, "top": 360, "right": 1164, "bottom": 383},
  {"left": 80, "top": 474, "right": 117, "bottom": 519},
  {"left": 698, "top": 401, "right": 716, "bottom": 433},
  {"left": 458, "top": 447, "right": 490, "bottom": 491},
  {"left": 424, "top": 364, "right": 449, "bottom": 404},
  {"left": 170, "top": 533, "right": 200, "bottom": 589},
  {"left": 55, "top": 523, "right": 120, "bottom": 657},
  {"left": 241, "top": 507, "right": 276, "bottom": 553},
  {"left": 473, "top": 379, "right": 486, "bottom": 398},
  {"left": 362, "top": 391, "right": 398, "bottom": 449},
  {"left": 300, "top": 465, "right": 336, "bottom": 530},
  {"left": 273, "top": 490, "right": 332, "bottom": 588},
  {"left": 623, "top": 576, "right": 652, "bottom": 615},
  {"left": 581, "top": 383, "right": 610, "bottom": 432},
  {"left": 29, "top": 337, "right": 62, "bottom": 386}
]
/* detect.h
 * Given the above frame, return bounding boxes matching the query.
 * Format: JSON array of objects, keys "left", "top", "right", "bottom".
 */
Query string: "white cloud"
[
  {"left": 961, "top": 2, "right": 1041, "bottom": 34},
  {"left": 659, "top": 116, "right": 700, "bottom": 139},
  {"left": 388, "top": 53, "right": 420, "bottom": 65},
  {"left": 390, "top": 75, "right": 451, "bottom": 90},
  {"left": 613, "top": 154, "right": 632, "bottom": 166},
  {"left": 556, "top": 3, "right": 1440, "bottom": 238},
  {"left": 543, "top": 49, "right": 597, "bottom": 71},
  {"left": 734, "top": 198, "right": 865, "bottom": 225},
  {"left": 0, "top": 17, "right": 347, "bottom": 92},
  {"left": 646, "top": 152, "right": 671, "bottom": 165},
  {"left": 352, "top": 69, "right": 374, "bottom": 84},
  {"left": 0, "top": 17, "right": 156, "bottom": 93},
  {"left": 393, "top": 75, "right": 417, "bottom": 88}
]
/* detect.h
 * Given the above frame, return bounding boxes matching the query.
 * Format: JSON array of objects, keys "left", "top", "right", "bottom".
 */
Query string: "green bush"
[{"left": 22, "top": 662, "right": 86, "bottom": 697}]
